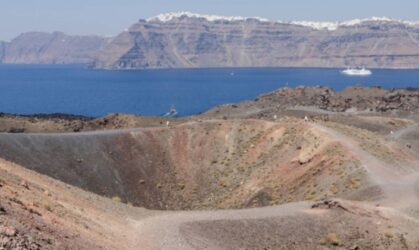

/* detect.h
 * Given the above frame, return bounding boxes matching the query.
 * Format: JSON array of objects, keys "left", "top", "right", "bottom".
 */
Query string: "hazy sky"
[{"left": 1, "top": 0, "right": 418, "bottom": 40}]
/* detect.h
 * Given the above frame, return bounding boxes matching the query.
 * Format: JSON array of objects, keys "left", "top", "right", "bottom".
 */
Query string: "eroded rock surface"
[{"left": 92, "top": 15, "right": 419, "bottom": 69}]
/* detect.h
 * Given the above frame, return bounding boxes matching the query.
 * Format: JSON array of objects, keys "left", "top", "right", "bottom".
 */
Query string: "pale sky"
[{"left": 1, "top": 0, "right": 418, "bottom": 40}]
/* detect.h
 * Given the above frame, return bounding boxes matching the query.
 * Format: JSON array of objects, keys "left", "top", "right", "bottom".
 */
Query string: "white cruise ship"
[{"left": 341, "top": 67, "right": 372, "bottom": 76}]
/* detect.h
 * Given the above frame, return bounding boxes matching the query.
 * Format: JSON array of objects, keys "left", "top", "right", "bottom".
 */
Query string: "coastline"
[{"left": 1, "top": 85, "right": 418, "bottom": 133}]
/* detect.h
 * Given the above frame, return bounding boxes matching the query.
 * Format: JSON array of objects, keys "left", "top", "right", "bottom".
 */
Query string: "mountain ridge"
[
  {"left": 3, "top": 13, "right": 419, "bottom": 68},
  {"left": 92, "top": 12, "right": 419, "bottom": 69},
  {"left": 0, "top": 31, "right": 111, "bottom": 64},
  {"left": 147, "top": 12, "right": 419, "bottom": 31}
]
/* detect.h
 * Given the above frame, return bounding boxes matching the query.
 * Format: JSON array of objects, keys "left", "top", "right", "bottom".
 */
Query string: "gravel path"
[{"left": 313, "top": 123, "right": 419, "bottom": 212}]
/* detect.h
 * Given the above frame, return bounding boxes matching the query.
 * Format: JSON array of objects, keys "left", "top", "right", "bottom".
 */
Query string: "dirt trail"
[
  {"left": 130, "top": 202, "right": 310, "bottom": 250},
  {"left": 312, "top": 123, "right": 419, "bottom": 210},
  {"left": 125, "top": 122, "right": 419, "bottom": 249},
  {"left": 388, "top": 124, "right": 419, "bottom": 140},
  {"left": 129, "top": 197, "right": 419, "bottom": 250}
]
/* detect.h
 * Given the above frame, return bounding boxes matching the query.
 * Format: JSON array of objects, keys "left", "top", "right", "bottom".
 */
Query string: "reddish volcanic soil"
[
  {"left": 1, "top": 87, "right": 419, "bottom": 249},
  {"left": 0, "top": 119, "right": 378, "bottom": 210}
]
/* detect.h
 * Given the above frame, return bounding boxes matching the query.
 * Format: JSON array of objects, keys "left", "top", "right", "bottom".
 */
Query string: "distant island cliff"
[
  {"left": 91, "top": 12, "right": 419, "bottom": 69},
  {"left": 0, "top": 32, "right": 110, "bottom": 64},
  {"left": 2, "top": 13, "right": 419, "bottom": 69}
]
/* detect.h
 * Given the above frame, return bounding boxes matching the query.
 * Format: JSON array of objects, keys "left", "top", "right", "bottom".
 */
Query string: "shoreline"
[
  {"left": 0, "top": 85, "right": 418, "bottom": 133},
  {"left": 0, "top": 85, "right": 418, "bottom": 119},
  {"left": 6, "top": 63, "right": 419, "bottom": 71}
]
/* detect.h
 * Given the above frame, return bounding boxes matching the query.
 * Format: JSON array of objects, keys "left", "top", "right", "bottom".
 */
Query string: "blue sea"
[{"left": 0, "top": 64, "right": 418, "bottom": 117}]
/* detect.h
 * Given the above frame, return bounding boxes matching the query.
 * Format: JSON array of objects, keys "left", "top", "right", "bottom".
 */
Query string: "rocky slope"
[
  {"left": 0, "top": 158, "right": 150, "bottom": 249},
  {"left": 0, "top": 113, "right": 188, "bottom": 133},
  {"left": 0, "top": 119, "right": 373, "bottom": 210},
  {"left": 205, "top": 86, "right": 419, "bottom": 119},
  {"left": 1, "top": 114, "right": 419, "bottom": 249},
  {"left": 0, "top": 32, "right": 111, "bottom": 64},
  {"left": 1, "top": 86, "right": 419, "bottom": 248},
  {"left": 92, "top": 12, "right": 419, "bottom": 69}
]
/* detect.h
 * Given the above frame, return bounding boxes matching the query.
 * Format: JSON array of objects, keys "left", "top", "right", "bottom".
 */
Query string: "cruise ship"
[{"left": 341, "top": 67, "right": 372, "bottom": 76}]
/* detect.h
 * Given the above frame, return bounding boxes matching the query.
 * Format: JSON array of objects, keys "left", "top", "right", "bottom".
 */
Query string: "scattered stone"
[
  {"left": 20, "top": 181, "right": 29, "bottom": 189},
  {"left": 325, "top": 233, "right": 340, "bottom": 246},
  {"left": 177, "top": 183, "right": 186, "bottom": 190},
  {"left": 0, "top": 226, "right": 17, "bottom": 237},
  {"left": 384, "top": 231, "right": 394, "bottom": 238},
  {"left": 28, "top": 208, "right": 42, "bottom": 216},
  {"left": 7, "top": 127, "right": 25, "bottom": 133},
  {"left": 311, "top": 200, "right": 350, "bottom": 212},
  {"left": 0, "top": 206, "right": 6, "bottom": 215},
  {"left": 298, "top": 158, "right": 311, "bottom": 165},
  {"left": 400, "top": 234, "right": 409, "bottom": 249},
  {"left": 139, "top": 179, "right": 145, "bottom": 184},
  {"left": 112, "top": 196, "right": 121, "bottom": 202}
]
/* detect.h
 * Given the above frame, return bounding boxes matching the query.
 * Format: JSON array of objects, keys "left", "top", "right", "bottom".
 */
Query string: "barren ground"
[{"left": 1, "top": 86, "right": 419, "bottom": 249}]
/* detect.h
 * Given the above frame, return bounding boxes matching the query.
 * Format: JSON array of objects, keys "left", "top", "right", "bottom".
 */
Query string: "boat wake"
[{"left": 163, "top": 105, "right": 178, "bottom": 117}]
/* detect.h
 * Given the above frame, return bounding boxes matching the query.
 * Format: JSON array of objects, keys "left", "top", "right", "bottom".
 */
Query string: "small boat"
[
  {"left": 163, "top": 105, "right": 178, "bottom": 117},
  {"left": 341, "top": 67, "right": 372, "bottom": 76}
]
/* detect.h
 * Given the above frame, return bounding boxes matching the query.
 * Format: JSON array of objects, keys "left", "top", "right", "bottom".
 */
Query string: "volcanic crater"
[
  {"left": 0, "top": 119, "right": 371, "bottom": 210},
  {"left": 1, "top": 86, "right": 419, "bottom": 249}
]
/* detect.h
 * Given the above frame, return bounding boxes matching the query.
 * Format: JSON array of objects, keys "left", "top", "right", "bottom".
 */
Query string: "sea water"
[{"left": 0, "top": 64, "right": 418, "bottom": 117}]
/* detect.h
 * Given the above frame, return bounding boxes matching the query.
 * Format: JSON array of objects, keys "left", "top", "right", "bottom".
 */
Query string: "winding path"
[{"left": 312, "top": 123, "right": 419, "bottom": 210}]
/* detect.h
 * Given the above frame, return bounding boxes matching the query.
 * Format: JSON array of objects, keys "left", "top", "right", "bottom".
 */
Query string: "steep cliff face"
[
  {"left": 1, "top": 32, "right": 111, "bottom": 64},
  {"left": 92, "top": 13, "right": 419, "bottom": 69}
]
